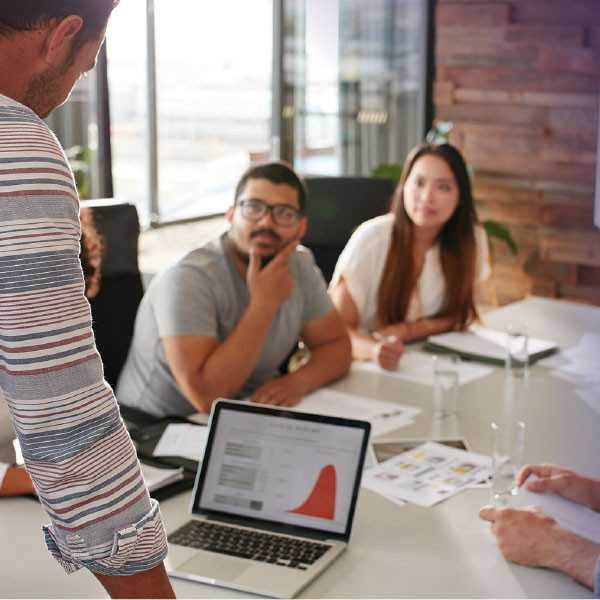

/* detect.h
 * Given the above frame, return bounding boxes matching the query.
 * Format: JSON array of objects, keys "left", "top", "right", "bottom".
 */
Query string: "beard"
[
  {"left": 22, "top": 60, "right": 72, "bottom": 119},
  {"left": 230, "top": 228, "right": 282, "bottom": 267}
]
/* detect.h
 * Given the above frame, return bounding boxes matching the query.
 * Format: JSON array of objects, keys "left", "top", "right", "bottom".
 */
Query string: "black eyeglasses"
[{"left": 237, "top": 198, "right": 302, "bottom": 227}]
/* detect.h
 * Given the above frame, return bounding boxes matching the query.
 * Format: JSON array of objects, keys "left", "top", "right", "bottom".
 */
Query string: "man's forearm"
[
  {"left": 185, "top": 301, "right": 276, "bottom": 410},
  {"left": 94, "top": 563, "right": 175, "bottom": 599},
  {"left": 549, "top": 528, "right": 600, "bottom": 591}
]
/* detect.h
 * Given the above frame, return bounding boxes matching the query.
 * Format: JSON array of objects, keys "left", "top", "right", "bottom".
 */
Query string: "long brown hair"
[
  {"left": 80, "top": 207, "right": 103, "bottom": 299},
  {"left": 377, "top": 143, "right": 479, "bottom": 328}
]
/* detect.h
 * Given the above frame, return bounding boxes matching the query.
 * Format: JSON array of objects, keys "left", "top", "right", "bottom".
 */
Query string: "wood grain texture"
[{"left": 433, "top": 0, "right": 600, "bottom": 305}]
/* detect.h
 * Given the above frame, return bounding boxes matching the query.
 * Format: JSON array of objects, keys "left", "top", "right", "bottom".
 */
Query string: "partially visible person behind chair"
[
  {"left": 480, "top": 464, "right": 600, "bottom": 596},
  {"left": 79, "top": 206, "right": 104, "bottom": 299},
  {"left": 329, "top": 142, "right": 490, "bottom": 371},
  {"left": 117, "top": 161, "right": 351, "bottom": 417},
  {"left": 0, "top": 207, "right": 103, "bottom": 497}
]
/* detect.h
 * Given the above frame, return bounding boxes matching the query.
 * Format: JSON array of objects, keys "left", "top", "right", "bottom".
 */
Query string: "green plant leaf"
[
  {"left": 371, "top": 163, "right": 403, "bottom": 185},
  {"left": 65, "top": 145, "right": 91, "bottom": 199},
  {"left": 425, "top": 120, "right": 453, "bottom": 144},
  {"left": 483, "top": 219, "right": 518, "bottom": 257}
]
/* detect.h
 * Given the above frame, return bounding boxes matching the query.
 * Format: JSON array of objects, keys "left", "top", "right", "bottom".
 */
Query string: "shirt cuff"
[
  {"left": 42, "top": 498, "right": 168, "bottom": 576},
  {"left": 594, "top": 553, "right": 600, "bottom": 598}
]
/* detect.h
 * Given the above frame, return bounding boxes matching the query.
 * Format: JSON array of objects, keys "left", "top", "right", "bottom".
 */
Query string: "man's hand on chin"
[{"left": 251, "top": 376, "right": 304, "bottom": 407}]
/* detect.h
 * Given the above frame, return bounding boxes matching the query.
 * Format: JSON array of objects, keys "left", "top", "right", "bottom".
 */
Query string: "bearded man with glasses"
[{"left": 117, "top": 161, "right": 351, "bottom": 416}]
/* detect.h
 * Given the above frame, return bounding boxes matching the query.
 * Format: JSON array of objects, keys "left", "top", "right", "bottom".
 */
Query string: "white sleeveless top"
[{"left": 330, "top": 214, "right": 491, "bottom": 332}]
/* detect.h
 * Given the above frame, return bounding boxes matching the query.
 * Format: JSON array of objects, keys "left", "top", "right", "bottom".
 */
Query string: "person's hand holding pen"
[{"left": 371, "top": 332, "right": 405, "bottom": 371}]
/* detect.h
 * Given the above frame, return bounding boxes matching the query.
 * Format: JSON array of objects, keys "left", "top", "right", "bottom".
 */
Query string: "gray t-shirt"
[{"left": 116, "top": 233, "right": 333, "bottom": 416}]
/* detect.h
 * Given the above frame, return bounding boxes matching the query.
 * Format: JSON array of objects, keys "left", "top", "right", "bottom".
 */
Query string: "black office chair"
[
  {"left": 84, "top": 200, "right": 144, "bottom": 388},
  {"left": 301, "top": 176, "right": 395, "bottom": 283}
]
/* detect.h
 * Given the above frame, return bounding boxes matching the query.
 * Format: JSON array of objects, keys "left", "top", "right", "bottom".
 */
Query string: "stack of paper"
[
  {"left": 362, "top": 441, "right": 492, "bottom": 507},
  {"left": 508, "top": 474, "right": 600, "bottom": 544},
  {"left": 152, "top": 423, "right": 209, "bottom": 462},
  {"left": 539, "top": 333, "right": 600, "bottom": 416},
  {"left": 295, "top": 388, "right": 421, "bottom": 437},
  {"left": 353, "top": 350, "right": 493, "bottom": 386},
  {"left": 140, "top": 463, "right": 184, "bottom": 493}
]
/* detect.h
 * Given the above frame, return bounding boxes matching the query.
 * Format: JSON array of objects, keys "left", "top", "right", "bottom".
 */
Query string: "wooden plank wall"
[{"left": 433, "top": 0, "right": 600, "bottom": 305}]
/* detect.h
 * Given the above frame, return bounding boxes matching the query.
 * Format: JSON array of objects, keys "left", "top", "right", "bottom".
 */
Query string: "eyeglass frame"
[{"left": 235, "top": 197, "right": 304, "bottom": 227}]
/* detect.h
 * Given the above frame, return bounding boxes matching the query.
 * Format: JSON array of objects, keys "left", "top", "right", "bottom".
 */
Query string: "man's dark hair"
[
  {"left": 234, "top": 161, "right": 308, "bottom": 212},
  {"left": 0, "top": 1, "right": 119, "bottom": 50}
]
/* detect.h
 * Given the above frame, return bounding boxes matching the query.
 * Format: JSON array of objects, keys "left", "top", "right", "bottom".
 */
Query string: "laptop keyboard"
[{"left": 169, "top": 520, "right": 332, "bottom": 570}]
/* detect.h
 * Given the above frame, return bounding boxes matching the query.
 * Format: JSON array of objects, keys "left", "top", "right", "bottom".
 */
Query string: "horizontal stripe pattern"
[{"left": 0, "top": 95, "right": 167, "bottom": 575}]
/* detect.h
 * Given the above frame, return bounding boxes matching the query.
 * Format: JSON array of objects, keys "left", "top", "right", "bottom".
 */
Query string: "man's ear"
[
  {"left": 226, "top": 206, "right": 235, "bottom": 224},
  {"left": 44, "top": 15, "right": 83, "bottom": 64},
  {"left": 297, "top": 217, "right": 307, "bottom": 240}
]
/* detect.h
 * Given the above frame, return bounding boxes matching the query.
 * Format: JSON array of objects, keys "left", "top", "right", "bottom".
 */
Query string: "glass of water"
[
  {"left": 491, "top": 420, "right": 525, "bottom": 504},
  {"left": 432, "top": 353, "right": 460, "bottom": 419},
  {"left": 506, "top": 323, "right": 529, "bottom": 380}
]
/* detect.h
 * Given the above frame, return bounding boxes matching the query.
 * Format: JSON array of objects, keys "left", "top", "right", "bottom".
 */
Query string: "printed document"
[
  {"left": 508, "top": 474, "right": 600, "bottom": 544},
  {"left": 362, "top": 441, "right": 492, "bottom": 507},
  {"left": 140, "top": 463, "right": 184, "bottom": 492},
  {"left": 540, "top": 333, "right": 600, "bottom": 386},
  {"left": 353, "top": 351, "right": 493, "bottom": 386},
  {"left": 295, "top": 388, "right": 421, "bottom": 437},
  {"left": 152, "top": 423, "right": 209, "bottom": 462}
]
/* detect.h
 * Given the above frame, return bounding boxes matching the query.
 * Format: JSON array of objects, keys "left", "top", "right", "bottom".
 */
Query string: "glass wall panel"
[
  {"left": 106, "top": 0, "right": 148, "bottom": 218},
  {"left": 284, "top": 0, "right": 428, "bottom": 177},
  {"left": 153, "top": 0, "right": 272, "bottom": 222},
  {"left": 107, "top": 0, "right": 273, "bottom": 224}
]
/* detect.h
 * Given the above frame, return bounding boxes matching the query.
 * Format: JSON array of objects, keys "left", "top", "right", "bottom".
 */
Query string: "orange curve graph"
[{"left": 286, "top": 464, "right": 336, "bottom": 520}]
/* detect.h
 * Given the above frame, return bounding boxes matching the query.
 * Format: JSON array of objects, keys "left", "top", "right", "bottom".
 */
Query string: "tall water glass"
[
  {"left": 491, "top": 420, "right": 525, "bottom": 504},
  {"left": 506, "top": 323, "right": 529, "bottom": 380},
  {"left": 432, "top": 354, "right": 460, "bottom": 419}
]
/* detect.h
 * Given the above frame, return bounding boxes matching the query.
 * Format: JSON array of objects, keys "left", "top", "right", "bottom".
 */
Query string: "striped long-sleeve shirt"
[{"left": 0, "top": 94, "right": 168, "bottom": 575}]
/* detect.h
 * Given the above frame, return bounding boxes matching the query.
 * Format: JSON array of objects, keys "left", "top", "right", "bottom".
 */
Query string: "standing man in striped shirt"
[{"left": 0, "top": 2, "right": 175, "bottom": 597}]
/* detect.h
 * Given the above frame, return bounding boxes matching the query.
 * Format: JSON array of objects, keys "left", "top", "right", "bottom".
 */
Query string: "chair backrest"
[
  {"left": 301, "top": 176, "right": 395, "bottom": 283},
  {"left": 83, "top": 200, "right": 144, "bottom": 388}
]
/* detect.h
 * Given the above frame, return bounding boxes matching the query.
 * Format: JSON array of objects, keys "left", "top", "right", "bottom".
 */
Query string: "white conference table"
[{"left": 0, "top": 297, "right": 598, "bottom": 598}]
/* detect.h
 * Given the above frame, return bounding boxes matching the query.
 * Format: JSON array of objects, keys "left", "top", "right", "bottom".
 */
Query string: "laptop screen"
[{"left": 191, "top": 401, "right": 370, "bottom": 541}]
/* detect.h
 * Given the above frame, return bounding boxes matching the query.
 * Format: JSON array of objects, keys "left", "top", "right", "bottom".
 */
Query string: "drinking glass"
[
  {"left": 506, "top": 323, "right": 529, "bottom": 380},
  {"left": 432, "top": 354, "right": 460, "bottom": 419},
  {"left": 491, "top": 420, "right": 525, "bottom": 504}
]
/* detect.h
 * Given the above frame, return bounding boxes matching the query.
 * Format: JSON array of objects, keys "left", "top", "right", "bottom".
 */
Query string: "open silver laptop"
[{"left": 165, "top": 399, "right": 370, "bottom": 598}]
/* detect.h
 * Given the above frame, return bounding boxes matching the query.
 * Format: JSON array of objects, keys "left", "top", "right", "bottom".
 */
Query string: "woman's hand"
[{"left": 371, "top": 335, "right": 405, "bottom": 371}]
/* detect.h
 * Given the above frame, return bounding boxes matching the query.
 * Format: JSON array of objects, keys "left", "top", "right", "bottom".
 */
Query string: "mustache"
[{"left": 250, "top": 228, "right": 281, "bottom": 242}]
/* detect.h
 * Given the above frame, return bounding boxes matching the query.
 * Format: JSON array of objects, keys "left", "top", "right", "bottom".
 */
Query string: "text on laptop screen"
[{"left": 196, "top": 407, "right": 366, "bottom": 535}]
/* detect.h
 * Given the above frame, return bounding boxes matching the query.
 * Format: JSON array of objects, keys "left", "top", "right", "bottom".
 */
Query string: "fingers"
[
  {"left": 526, "top": 473, "right": 570, "bottom": 494},
  {"left": 251, "top": 381, "right": 302, "bottom": 407},
  {"left": 479, "top": 505, "right": 500, "bottom": 522},
  {"left": 267, "top": 239, "right": 298, "bottom": 268},
  {"left": 517, "top": 464, "right": 560, "bottom": 487},
  {"left": 375, "top": 336, "right": 404, "bottom": 371},
  {"left": 247, "top": 247, "right": 260, "bottom": 277}
]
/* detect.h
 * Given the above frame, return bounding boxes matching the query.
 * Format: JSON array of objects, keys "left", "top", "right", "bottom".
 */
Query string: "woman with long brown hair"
[{"left": 329, "top": 143, "right": 490, "bottom": 371}]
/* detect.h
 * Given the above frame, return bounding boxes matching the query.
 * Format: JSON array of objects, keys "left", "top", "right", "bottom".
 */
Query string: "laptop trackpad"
[{"left": 179, "top": 553, "right": 252, "bottom": 581}]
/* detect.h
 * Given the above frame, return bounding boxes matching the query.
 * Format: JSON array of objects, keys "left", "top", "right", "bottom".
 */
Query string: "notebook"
[
  {"left": 424, "top": 325, "right": 558, "bottom": 365},
  {"left": 165, "top": 399, "right": 371, "bottom": 598}
]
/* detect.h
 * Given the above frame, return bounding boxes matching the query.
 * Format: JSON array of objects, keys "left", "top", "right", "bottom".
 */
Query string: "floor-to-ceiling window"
[
  {"left": 106, "top": 0, "right": 273, "bottom": 225},
  {"left": 55, "top": 0, "right": 432, "bottom": 225}
]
